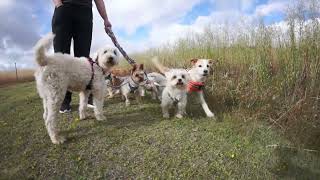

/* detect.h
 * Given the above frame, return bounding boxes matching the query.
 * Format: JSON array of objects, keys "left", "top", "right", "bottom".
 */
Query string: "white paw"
[
  {"left": 51, "top": 135, "right": 66, "bottom": 144},
  {"left": 96, "top": 115, "right": 106, "bottom": 121},
  {"left": 207, "top": 112, "right": 215, "bottom": 118},
  {"left": 163, "top": 114, "right": 170, "bottom": 119},
  {"left": 176, "top": 114, "right": 183, "bottom": 119},
  {"left": 79, "top": 112, "right": 87, "bottom": 120}
]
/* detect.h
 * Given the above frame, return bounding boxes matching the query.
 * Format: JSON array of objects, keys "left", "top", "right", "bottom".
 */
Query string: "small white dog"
[
  {"left": 34, "top": 33, "right": 119, "bottom": 144},
  {"left": 187, "top": 58, "right": 216, "bottom": 118},
  {"left": 152, "top": 58, "right": 189, "bottom": 119}
]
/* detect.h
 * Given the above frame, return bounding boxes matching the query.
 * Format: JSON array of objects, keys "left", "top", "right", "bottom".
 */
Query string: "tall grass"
[
  {"left": 133, "top": 0, "right": 320, "bottom": 149},
  {"left": 0, "top": 69, "right": 34, "bottom": 86}
]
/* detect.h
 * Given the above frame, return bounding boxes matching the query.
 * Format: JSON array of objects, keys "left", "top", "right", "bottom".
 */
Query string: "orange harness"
[{"left": 187, "top": 81, "right": 205, "bottom": 93}]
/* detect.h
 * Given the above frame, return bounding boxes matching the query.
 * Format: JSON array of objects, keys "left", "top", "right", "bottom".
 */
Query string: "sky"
[{"left": 0, "top": 0, "right": 291, "bottom": 70}]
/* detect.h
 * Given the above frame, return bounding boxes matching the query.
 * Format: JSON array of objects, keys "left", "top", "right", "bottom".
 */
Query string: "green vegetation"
[
  {"left": 130, "top": 0, "right": 320, "bottom": 150},
  {"left": 0, "top": 82, "right": 319, "bottom": 179}
]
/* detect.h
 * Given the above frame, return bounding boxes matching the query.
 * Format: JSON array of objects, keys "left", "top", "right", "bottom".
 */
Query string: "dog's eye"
[
  {"left": 181, "top": 75, "right": 185, "bottom": 79},
  {"left": 207, "top": 65, "right": 209, "bottom": 67},
  {"left": 172, "top": 75, "right": 177, "bottom": 79},
  {"left": 114, "top": 50, "right": 117, "bottom": 55},
  {"left": 104, "top": 50, "right": 108, "bottom": 54},
  {"left": 198, "top": 65, "right": 202, "bottom": 67}
]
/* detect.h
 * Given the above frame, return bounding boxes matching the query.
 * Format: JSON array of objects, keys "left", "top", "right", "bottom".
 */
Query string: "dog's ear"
[
  {"left": 131, "top": 63, "right": 137, "bottom": 73},
  {"left": 190, "top": 58, "right": 198, "bottom": 65},
  {"left": 139, "top": 64, "right": 144, "bottom": 70},
  {"left": 92, "top": 52, "right": 99, "bottom": 62}
]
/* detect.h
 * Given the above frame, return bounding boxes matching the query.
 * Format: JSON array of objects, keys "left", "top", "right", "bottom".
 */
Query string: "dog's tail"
[
  {"left": 151, "top": 57, "right": 170, "bottom": 74},
  {"left": 34, "top": 33, "right": 55, "bottom": 66}
]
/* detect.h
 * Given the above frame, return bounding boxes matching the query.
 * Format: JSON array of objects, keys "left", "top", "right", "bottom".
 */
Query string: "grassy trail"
[{"left": 0, "top": 82, "right": 319, "bottom": 179}]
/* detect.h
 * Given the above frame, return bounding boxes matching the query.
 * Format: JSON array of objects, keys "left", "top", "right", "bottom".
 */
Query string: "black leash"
[{"left": 167, "top": 92, "right": 180, "bottom": 104}]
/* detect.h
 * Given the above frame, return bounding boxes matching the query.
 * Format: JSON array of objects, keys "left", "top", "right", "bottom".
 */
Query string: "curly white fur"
[{"left": 34, "top": 33, "right": 119, "bottom": 144}]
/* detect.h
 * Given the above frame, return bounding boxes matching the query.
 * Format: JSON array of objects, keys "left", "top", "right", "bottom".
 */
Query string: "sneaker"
[
  {"left": 59, "top": 104, "right": 71, "bottom": 114},
  {"left": 87, "top": 104, "right": 95, "bottom": 109},
  {"left": 59, "top": 108, "right": 71, "bottom": 114}
]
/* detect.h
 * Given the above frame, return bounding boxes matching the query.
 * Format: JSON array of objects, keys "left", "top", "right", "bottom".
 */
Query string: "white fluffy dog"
[
  {"left": 187, "top": 58, "right": 216, "bottom": 118},
  {"left": 34, "top": 33, "right": 119, "bottom": 144},
  {"left": 152, "top": 58, "right": 189, "bottom": 119}
]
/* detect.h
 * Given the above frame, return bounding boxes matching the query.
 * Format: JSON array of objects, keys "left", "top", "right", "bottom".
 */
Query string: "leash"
[
  {"left": 167, "top": 92, "right": 180, "bottom": 104},
  {"left": 105, "top": 27, "right": 136, "bottom": 65}
]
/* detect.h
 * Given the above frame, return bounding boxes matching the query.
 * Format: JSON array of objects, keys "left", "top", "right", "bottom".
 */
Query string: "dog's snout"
[
  {"left": 204, "top": 70, "right": 208, "bottom": 74},
  {"left": 107, "top": 57, "right": 114, "bottom": 62},
  {"left": 178, "top": 78, "right": 182, "bottom": 82}
]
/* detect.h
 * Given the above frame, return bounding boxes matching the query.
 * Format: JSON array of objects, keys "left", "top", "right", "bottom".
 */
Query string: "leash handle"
[{"left": 105, "top": 27, "right": 136, "bottom": 65}]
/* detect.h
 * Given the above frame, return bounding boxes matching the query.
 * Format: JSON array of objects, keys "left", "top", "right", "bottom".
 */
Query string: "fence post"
[{"left": 15, "top": 62, "right": 18, "bottom": 81}]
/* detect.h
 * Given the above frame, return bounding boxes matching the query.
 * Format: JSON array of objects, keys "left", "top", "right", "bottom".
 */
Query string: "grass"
[
  {"left": 1, "top": 82, "right": 320, "bottom": 179},
  {"left": 129, "top": 0, "right": 320, "bottom": 150},
  {"left": 1, "top": 1, "right": 319, "bottom": 178},
  {"left": 0, "top": 69, "right": 34, "bottom": 86}
]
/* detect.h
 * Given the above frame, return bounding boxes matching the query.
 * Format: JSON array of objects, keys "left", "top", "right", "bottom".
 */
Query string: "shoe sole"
[{"left": 59, "top": 109, "right": 71, "bottom": 114}]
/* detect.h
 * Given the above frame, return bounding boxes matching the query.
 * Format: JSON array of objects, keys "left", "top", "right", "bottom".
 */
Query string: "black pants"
[{"left": 52, "top": 3, "right": 93, "bottom": 109}]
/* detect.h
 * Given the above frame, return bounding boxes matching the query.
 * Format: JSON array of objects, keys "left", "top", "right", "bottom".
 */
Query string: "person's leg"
[
  {"left": 52, "top": 4, "right": 73, "bottom": 112},
  {"left": 72, "top": 6, "right": 92, "bottom": 58},
  {"left": 73, "top": 5, "right": 93, "bottom": 105}
]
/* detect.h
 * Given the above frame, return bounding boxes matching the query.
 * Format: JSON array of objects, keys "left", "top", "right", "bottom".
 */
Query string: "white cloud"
[
  {"left": 90, "top": 0, "right": 261, "bottom": 56},
  {"left": 0, "top": 0, "right": 13, "bottom": 9},
  {"left": 105, "top": 0, "right": 202, "bottom": 35},
  {"left": 90, "top": 0, "right": 204, "bottom": 54},
  {"left": 255, "top": 1, "right": 287, "bottom": 16}
]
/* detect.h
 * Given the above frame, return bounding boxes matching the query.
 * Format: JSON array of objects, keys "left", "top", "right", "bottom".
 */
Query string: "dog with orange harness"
[{"left": 187, "top": 58, "right": 217, "bottom": 118}]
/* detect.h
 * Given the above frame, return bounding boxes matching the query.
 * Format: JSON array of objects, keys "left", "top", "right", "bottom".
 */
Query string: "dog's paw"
[
  {"left": 176, "top": 114, "right": 183, "bottom": 119},
  {"left": 51, "top": 135, "right": 66, "bottom": 145},
  {"left": 163, "top": 114, "right": 170, "bottom": 119},
  {"left": 207, "top": 112, "right": 215, "bottom": 118},
  {"left": 96, "top": 115, "right": 106, "bottom": 121},
  {"left": 79, "top": 112, "right": 87, "bottom": 120}
]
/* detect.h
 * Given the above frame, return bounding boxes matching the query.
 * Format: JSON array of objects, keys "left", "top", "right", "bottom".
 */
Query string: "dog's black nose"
[
  {"left": 204, "top": 70, "right": 208, "bottom": 74},
  {"left": 107, "top": 57, "right": 114, "bottom": 62},
  {"left": 178, "top": 78, "right": 182, "bottom": 82}
]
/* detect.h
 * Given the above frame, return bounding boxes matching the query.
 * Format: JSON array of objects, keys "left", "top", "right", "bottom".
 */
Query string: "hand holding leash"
[
  {"left": 104, "top": 19, "right": 112, "bottom": 29},
  {"left": 105, "top": 27, "right": 136, "bottom": 65}
]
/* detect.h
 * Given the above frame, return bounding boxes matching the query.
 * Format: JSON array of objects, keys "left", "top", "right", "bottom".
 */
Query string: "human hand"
[
  {"left": 55, "top": 2, "right": 63, "bottom": 8},
  {"left": 104, "top": 19, "right": 112, "bottom": 31}
]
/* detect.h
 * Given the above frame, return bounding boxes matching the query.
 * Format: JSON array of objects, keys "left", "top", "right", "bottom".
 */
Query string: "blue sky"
[{"left": 0, "top": 0, "right": 291, "bottom": 70}]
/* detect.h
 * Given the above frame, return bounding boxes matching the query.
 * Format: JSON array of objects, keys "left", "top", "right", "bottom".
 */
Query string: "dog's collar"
[
  {"left": 86, "top": 57, "right": 105, "bottom": 90},
  {"left": 187, "top": 81, "right": 205, "bottom": 93}
]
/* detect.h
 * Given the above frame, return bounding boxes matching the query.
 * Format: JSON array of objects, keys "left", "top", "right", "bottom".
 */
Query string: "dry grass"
[{"left": 0, "top": 69, "right": 35, "bottom": 86}]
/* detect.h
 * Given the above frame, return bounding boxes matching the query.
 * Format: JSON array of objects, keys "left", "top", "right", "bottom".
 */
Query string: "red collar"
[{"left": 187, "top": 81, "right": 205, "bottom": 92}]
